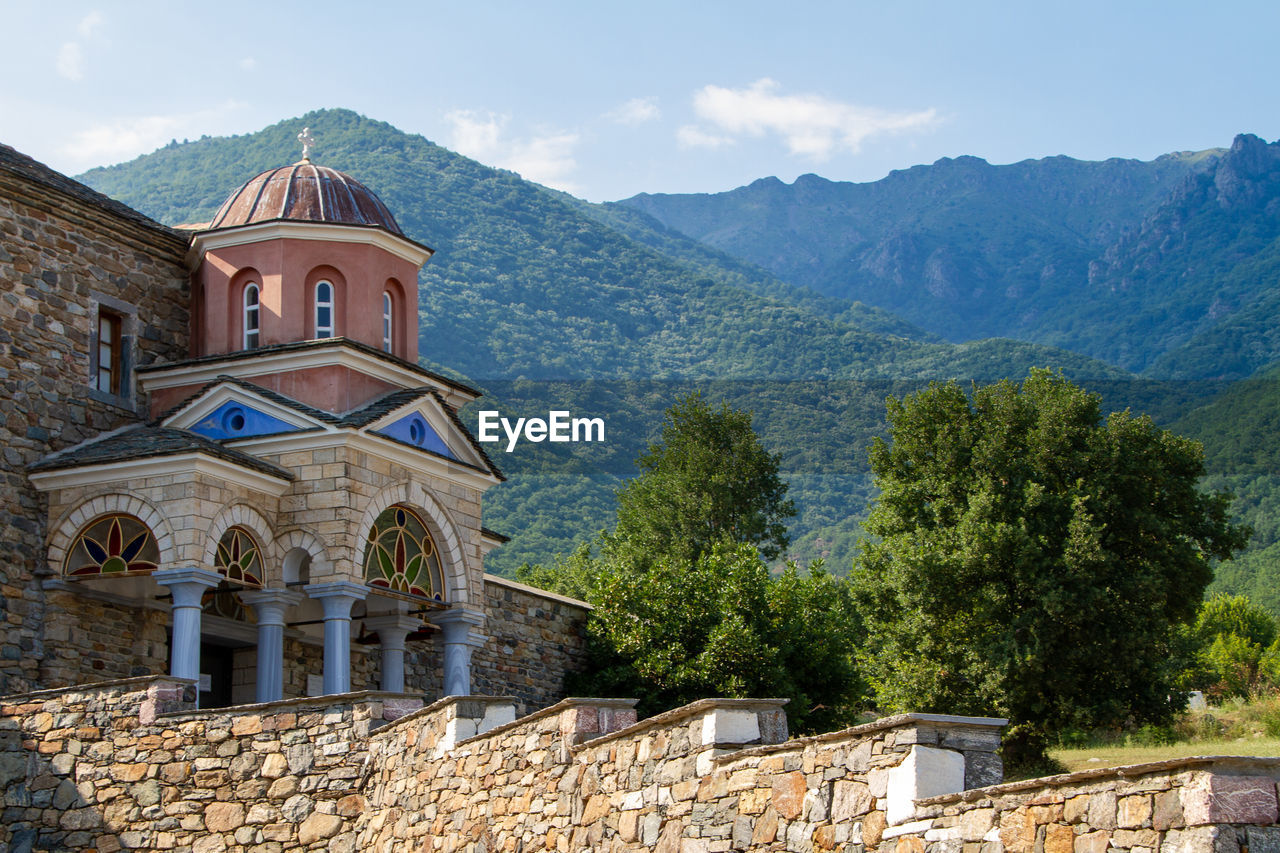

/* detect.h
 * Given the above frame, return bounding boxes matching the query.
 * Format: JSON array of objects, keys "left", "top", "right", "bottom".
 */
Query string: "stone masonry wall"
[
  {"left": 472, "top": 574, "right": 590, "bottom": 715},
  {"left": 6, "top": 676, "right": 1280, "bottom": 853},
  {"left": 887, "top": 755, "right": 1280, "bottom": 853},
  {"left": 0, "top": 675, "right": 422, "bottom": 853},
  {"left": 357, "top": 699, "right": 1005, "bottom": 852},
  {"left": 0, "top": 153, "right": 189, "bottom": 695}
]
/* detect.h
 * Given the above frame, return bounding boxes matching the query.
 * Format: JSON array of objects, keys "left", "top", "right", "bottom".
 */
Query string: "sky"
[{"left": 2, "top": 1, "right": 1279, "bottom": 202}]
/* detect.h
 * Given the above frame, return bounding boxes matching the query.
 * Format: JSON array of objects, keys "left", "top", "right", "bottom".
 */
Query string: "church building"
[{"left": 0, "top": 134, "right": 588, "bottom": 712}]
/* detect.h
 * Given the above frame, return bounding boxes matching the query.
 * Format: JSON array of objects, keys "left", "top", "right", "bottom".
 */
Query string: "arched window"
[
  {"left": 243, "top": 283, "right": 260, "bottom": 350},
  {"left": 214, "top": 526, "right": 265, "bottom": 588},
  {"left": 64, "top": 514, "right": 160, "bottom": 577},
  {"left": 382, "top": 291, "right": 393, "bottom": 353},
  {"left": 362, "top": 504, "right": 444, "bottom": 601},
  {"left": 314, "top": 280, "right": 334, "bottom": 339}
]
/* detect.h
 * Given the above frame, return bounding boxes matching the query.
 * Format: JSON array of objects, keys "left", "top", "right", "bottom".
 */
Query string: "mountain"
[
  {"left": 73, "top": 109, "right": 1206, "bottom": 576},
  {"left": 1173, "top": 365, "right": 1280, "bottom": 616},
  {"left": 617, "top": 144, "right": 1280, "bottom": 376}
]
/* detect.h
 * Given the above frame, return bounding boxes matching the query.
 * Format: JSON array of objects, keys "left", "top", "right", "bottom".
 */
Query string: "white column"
[
  {"left": 304, "top": 581, "right": 368, "bottom": 695},
  {"left": 364, "top": 614, "right": 423, "bottom": 693},
  {"left": 240, "top": 589, "right": 303, "bottom": 703},
  {"left": 154, "top": 568, "right": 223, "bottom": 688},
  {"left": 432, "top": 608, "right": 486, "bottom": 697}
]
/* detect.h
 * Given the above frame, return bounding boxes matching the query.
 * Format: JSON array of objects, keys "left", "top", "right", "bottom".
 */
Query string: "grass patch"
[{"left": 1051, "top": 693, "right": 1280, "bottom": 773}]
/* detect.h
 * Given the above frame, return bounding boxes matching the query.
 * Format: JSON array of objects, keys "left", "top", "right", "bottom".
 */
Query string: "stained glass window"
[
  {"left": 362, "top": 505, "right": 444, "bottom": 601},
  {"left": 214, "top": 526, "right": 264, "bottom": 588},
  {"left": 64, "top": 514, "right": 160, "bottom": 577}
]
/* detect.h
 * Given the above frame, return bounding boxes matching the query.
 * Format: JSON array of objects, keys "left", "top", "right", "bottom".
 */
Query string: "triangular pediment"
[
  {"left": 161, "top": 378, "right": 336, "bottom": 440},
  {"left": 350, "top": 389, "right": 495, "bottom": 475},
  {"left": 373, "top": 411, "right": 455, "bottom": 459}
]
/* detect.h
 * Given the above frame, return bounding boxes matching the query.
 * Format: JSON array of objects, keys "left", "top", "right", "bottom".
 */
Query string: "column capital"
[
  {"left": 364, "top": 614, "right": 424, "bottom": 636},
  {"left": 432, "top": 607, "right": 486, "bottom": 646},
  {"left": 241, "top": 588, "right": 304, "bottom": 625},
  {"left": 305, "top": 581, "right": 368, "bottom": 620},
  {"left": 154, "top": 566, "right": 223, "bottom": 587},
  {"left": 304, "top": 581, "right": 369, "bottom": 601},
  {"left": 154, "top": 567, "right": 223, "bottom": 608}
]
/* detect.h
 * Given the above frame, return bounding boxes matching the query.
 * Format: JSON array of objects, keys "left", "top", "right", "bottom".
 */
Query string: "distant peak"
[
  {"left": 932, "top": 154, "right": 991, "bottom": 168},
  {"left": 1230, "top": 132, "right": 1267, "bottom": 153}
]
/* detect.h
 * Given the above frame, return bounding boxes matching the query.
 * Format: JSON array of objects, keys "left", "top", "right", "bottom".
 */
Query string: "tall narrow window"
[
  {"left": 315, "top": 281, "right": 334, "bottom": 339},
  {"left": 243, "top": 283, "right": 260, "bottom": 350},
  {"left": 382, "top": 292, "right": 393, "bottom": 353},
  {"left": 96, "top": 309, "right": 122, "bottom": 395}
]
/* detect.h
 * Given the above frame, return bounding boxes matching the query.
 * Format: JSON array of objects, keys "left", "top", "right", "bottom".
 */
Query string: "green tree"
[
  {"left": 568, "top": 543, "right": 864, "bottom": 733},
  {"left": 531, "top": 394, "right": 861, "bottom": 733},
  {"left": 854, "top": 370, "right": 1247, "bottom": 766},
  {"left": 1183, "top": 594, "right": 1280, "bottom": 700},
  {"left": 609, "top": 393, "right": 795, "bottom": 565}
]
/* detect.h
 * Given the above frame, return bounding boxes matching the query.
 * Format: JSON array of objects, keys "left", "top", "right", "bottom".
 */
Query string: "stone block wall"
[
  {"left": 0, "top": 675, "right": 423, "bottom": 852},
  {"left": 890, "top": 755, "right": 1280, "bottom": 853},
  {"left": 0, "top": 152, "right": 189, "bottom": 694},
  {"left": 472, "top": 574, "right": 590, "bottom": 715},
  {"left": 356, "top": 697, "right": 1004, "bottom": 852},
  {"left": 7, "top": 675, "right": 1280, "bottom": 853}
]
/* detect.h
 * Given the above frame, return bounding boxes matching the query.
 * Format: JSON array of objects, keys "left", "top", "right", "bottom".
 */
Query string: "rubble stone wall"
[
  {"left": 356, "top": 698, "right": 1004, "bottom": 852},
  {"left": 473, "top": 574, "right": 590, "bottom": 715},
  {"left": 890, "top": 756, "right": 1280, "bottom": 853},
  {"left": 6, "top": 676, "right": 1280, "bottom": 853},
  {"left": 0, "top": 158, "right": 189, "bottom": 694},
  {"left": 0, "top": 676, "right": 422, "bottom": 853}
]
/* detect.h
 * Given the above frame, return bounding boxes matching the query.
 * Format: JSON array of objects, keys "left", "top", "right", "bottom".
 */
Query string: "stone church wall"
[
  {"left": 0, "top": 156, "right": 189, "bottom": 695},
  {"left": 472, "top": 574, "right": 590, "bottom": 715}
]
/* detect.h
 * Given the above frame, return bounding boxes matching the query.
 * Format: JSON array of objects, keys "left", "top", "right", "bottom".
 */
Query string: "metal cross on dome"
[{"left": 298, "top": 127, "right": 315, "bottom": 161}]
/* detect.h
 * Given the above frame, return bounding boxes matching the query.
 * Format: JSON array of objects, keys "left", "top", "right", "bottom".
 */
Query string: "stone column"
[
  {"left": 241, "top": 588, "right": 303, "bottom": 703},
  {"left": 153, "top": 568, "right": 223, "bottom": 687},
  {"left": 364, "top": 614, "right": 423, "bottom": 693},
  {"left": 304, "top": 581, "right": 368, "bottom": 695},
  {"left": 432, "top": 608, "right": 486, "bottom": 696}
]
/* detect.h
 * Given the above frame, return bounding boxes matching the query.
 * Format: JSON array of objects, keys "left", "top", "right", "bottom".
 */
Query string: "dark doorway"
[{"left": 199, "top": 642, "right": 236, "bottom": 709}]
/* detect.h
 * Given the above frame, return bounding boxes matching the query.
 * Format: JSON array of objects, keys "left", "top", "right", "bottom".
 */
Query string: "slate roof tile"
[{"left": 28, "top": 426, "right": 294, "bottom": 481}]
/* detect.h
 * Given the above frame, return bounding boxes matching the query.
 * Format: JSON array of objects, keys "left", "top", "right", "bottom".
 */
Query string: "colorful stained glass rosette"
[
  {"left": 214, "top": 527, "right": 264, "bottom": 587},
  {"left": 65, "top": 515, "right": 160, "bottom": 577},
  {"left": 362, "top": 505, "right": 444, "bottom": 601}
]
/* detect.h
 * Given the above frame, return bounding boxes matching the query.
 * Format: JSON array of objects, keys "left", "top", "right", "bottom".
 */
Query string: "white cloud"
[
  {"left": 59, "top": 103, "right": 247, "bottom": 170},
  {"left": 676, "top": 125, "right": 734, "bottom": 150},
  {"left": 689, "top": 78, "right": 937, "bottom": 160},
  {"left": 55, "top": 42, "right": 84, "bottom": 81},
  {"left": 608, "top": 97, "right": 660, "bottom": 125},
  {"left": 77, "top": 11, "right": 105, "bottom": 39},
  {"left": 239, "top": 57, "right": 257, "bottom": 71},
  {"left": 445, "top": 110, "right": 580, "bottom": 193},
  {"left": 56, "top": 12, "right": 105, "bottom": 82}
]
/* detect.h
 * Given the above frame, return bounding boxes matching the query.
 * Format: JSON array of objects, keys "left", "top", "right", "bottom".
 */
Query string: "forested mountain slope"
[
  {"left": 78, "top": 109, "right": 1251, "bottom": 578},
  {"left": 617, "top": 150, "right": 1219, "bottom": 355}
]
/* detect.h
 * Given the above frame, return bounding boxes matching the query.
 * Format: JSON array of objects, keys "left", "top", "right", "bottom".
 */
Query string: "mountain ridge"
[{"left": 71, "top": 108, "right": 1274, "bottom": 587}]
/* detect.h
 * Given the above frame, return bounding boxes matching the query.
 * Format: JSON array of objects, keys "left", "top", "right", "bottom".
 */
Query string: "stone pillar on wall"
[
  {"left": 305, "top": 581, "right": 368, "bottom": 695},
  {"left": 154, "top": 568, "right": 222, "bottom": 690},
  {"left": 365, "top": 614, "right": 422, "bottom": 693},
  {"left": 241, "top": 588, "right": 303, "bottom": 703},
  {"left": 433, "top": 608, "right": 486, "bottom": 696}
]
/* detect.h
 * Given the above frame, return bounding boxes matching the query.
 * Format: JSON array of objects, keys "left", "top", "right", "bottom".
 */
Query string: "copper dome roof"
[{"left": 208, "top": 161, "right": 404, "bottom": 235}]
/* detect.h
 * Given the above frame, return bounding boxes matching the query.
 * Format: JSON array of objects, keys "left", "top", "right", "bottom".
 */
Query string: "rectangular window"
[{"left": 96, "top": 309, "right": 123, "bottom": 395}]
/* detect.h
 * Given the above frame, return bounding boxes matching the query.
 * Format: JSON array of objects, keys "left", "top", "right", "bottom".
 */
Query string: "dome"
[{"left": 208, "top": 161, "right": 404, "bottom": 235}]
